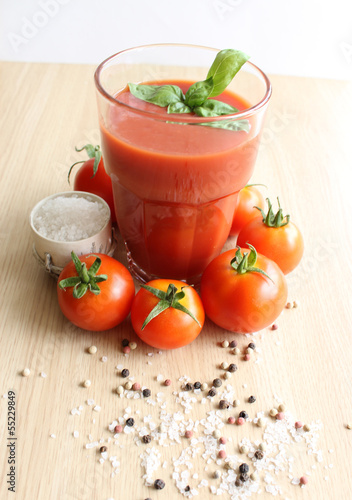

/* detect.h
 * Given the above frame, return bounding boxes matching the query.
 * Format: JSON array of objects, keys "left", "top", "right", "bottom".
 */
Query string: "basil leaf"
[
  {"left": 194, "top": 99, "right": 239, "bottom": 117},
  {"left": 206, "top": 49, "right": 250, "bottom": 97},
  {"left": 198, "top": 118, "right": 251, "bottom": 133},
  {"left": 168, "top": 101, "right": 192, "bottom": 114},
  {"left": 128, "top": 83, "right": 184, "bottom": 107},
  {"left": 184, "top": 77, "right": 214, "bottom": 108}
]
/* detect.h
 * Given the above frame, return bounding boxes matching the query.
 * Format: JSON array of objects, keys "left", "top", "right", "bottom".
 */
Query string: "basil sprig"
[{"left": 128, "top": 48, "right": 250, "bottom": 132}]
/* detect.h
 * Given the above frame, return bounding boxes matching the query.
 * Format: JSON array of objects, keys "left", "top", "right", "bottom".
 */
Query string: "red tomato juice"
[{"left": 100, "top": 80, "right": 261, "bottom": 283}]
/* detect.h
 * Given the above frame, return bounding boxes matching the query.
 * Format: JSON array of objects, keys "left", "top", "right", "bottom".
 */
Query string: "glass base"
[{"left": 126, "top": 244, "right": 202, "bottom": 289}]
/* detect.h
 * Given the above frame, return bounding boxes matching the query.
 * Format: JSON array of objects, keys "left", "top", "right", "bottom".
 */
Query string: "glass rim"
[{"left": 94, "top": 43, "right": 272, "bottom": 123}]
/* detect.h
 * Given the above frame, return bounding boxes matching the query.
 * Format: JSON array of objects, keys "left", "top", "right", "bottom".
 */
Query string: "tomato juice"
[{"left": 100, "top": 80, "right": 261, "bottom": 283}]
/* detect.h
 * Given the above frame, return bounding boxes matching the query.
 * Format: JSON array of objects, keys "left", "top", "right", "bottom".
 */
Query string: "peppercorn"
[
  {"left": 125, "top": 381, "right": 132, "bottom": 390},
  {"left": 121, "top": 368, "right": 129, "bottom": 378},
  {"left": 239, "top": 463, "right": 249, "bottom": 474},
  {"left": 219, "top": 436, "right": 227, "bottom": 444},
  {"left": 248, "top": 342, "right": 256, "bottom": 350},
  {"left": 200, "top": 382, "right": 208, "bottom": 391},
  {"left": 132, "top": 382, "right": 141, "bottom": 391},
  {"left": 213, "top": 378, "right": 222, "bottom": 387},
  {"left": 219, "top": 399, "right": 230, "bottom": 410},
  {"left": 239, "top": 411, "right": 248, "bottom": 419},
  {"left": 184, "top": 430, "right": 193, "bottom": 438},
  {"left": 184, "top": 382, "right": 193, "bottom": 391},
  {"left": 208, "top": 388, "right": 217, "bottom": 397},
  {"left": 143, "top": 388, "right": 151, "bottom": 398},
  {"left": 164, "top": 379, "right": 171, "bottom": 386},
  {"left": 126, "top": 417, "right": 134, "bottom": 427},
  {"left": 123, "top": 346, "right": 131, "bottom": 354},
  {"left": 194, "top": 381, "right": 201, "bottom": 389},
  {"left": 142, "top": 434, "right": 151, "bottom": 444},
  {"left": 236, "top": 417, "right": 245, "bottom": 425},
  {"left": 233, "top": 399, "right": 240, "bottom": 407},
  {"left": 114, "top": 425, "right": 123, "bottom": 433},
  {"left": 185, "top": 485, "right": 191, "bottom": 492},
  {"left": 129, "top": 341, "right": 137, "bottom": 350},
  {"left": 99, "top": 446, "right": 107, "bottom": 453},
  {"left": 229, "top": 340, "right": 237, "bottom": 348},
  {"left": 239, "top": 472, "right": 249, "bottom": 482},
  {"left": 221, "top": 340, "right": 229, "bottom": 348},
  {"left": 220, "top": 361, "right": 229, "bottom": 370},
  {"left": 121, "top": 338, "right": 129, "bottom": 347},
  {"left": 154, "top": 479, "right": 165, "bottom": 490},
  {"left": 254, "top": 450, "right": 264, "bottom": 460},
  {"left": 248, "top": 395, "right": 256, "bottom": 404},
  {"left": 235, "top": 478, "right": 242, "bottom": 487},
  {"left": 228, "top": 363, "right": 237, "bottom": 373}
]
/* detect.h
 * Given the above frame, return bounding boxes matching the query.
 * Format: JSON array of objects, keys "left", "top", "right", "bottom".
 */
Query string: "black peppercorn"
[
  {"left": 126, "top": 417, "right": 134, "bottom": 427},
  {"left": 194, "top": 381, "right": 201, "bottom": 390},
  {"left": 248, "top": 395, "right": 256, "bottom": 404},
  {"left": 184, "top": 383, "right": 193, "bottom": 391},
  {"left": 239, "top": 411, "right": 248, "bottom": 419},
  {"left": 154, "top": 479, "right": 165, "bottom": 490},
  {"left": 239, "top": 472, "right": 249, "bottom": 482},
  {"left": 121, "top": 368, "right": 129, "bottom": 378},
  {"left": 219, "top": 399, "right": 230, "bottom": 410},
  {"left": 229, "top": 340, "right": 237, "bottom": 348},
  {"left": 208, "top": 388, "right": 217, "bottom": 397},
  {"left": 213, "top": 378, "right": 222, "bottom": 388},
  {"left": 239, "top": 463, "right": 249, "bottom": 474},
  {"left": 122, "top": 338, "right": 129, "bottom": 347},
  {"left": 143, "top": 388, "right": 151, "bottom": 398},
  {"left": 254, "top": 450, "right": 264, "bottom": 460},
  {"left": 185, "top": 485, "right": 191, "bottom": 492},
  {"left": 99, "top": 446, "right": 107, "bottom": 453},
  {"left": 248, "top": 342, "right": 256, "bottom": 350},
  {"left": 228, "top": 363, "right": 237, "bottom": 373},
  {"left": 142, "top": 434, "right": 151, "bottom": 444}
]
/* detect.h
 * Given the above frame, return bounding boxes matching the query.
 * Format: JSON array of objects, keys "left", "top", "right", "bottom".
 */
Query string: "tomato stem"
[
  {"left": 58, "top": 252, "right": 108, "bottom": 299},
  {"left": 231, "top": 245, "right": 274, "bottom": 282},
  {"left": 68, "top": 144, "right": 102, "bottom": 184},
  {"left": 140, "top": 283, "right": 201, "bottom": 330},
  {"left": 255, "top": 197, "right": 290, "bottom": 228}
]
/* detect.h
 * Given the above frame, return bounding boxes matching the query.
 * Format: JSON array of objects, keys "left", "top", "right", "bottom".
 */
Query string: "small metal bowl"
[{"left": 30, "top": 191, "right": 117, "bottom": 277}]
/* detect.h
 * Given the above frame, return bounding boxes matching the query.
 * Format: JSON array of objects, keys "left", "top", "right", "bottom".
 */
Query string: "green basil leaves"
[{"left": 128, "top": 48, "right": 250, "bottom": 132}]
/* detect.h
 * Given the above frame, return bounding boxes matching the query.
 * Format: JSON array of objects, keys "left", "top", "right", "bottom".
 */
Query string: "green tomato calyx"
[
  {"left": 68, "top": 144, "right": 102, "bottom": 184},
  {"left": 230, "top": 244, "right": 273, "bottom": 282},
  {"left": 58, "top": 251, "right": 108, "bottom": 299},
  {"left": 141, "top": 283, "right": 201, "bottom": 330},
  {"left": 256, "top": 197, "right": 290, "bottom": 228}
]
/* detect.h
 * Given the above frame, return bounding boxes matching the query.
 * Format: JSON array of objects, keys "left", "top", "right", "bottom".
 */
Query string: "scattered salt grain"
[
  {"left": 40, "top": 371, "right": 47, "bottom": 378},
  {"left": 101, "top": 356, "right": 108, "bottom": 363},
  {"left": 50, "top": 433, "right": 56, "bottom": 439},
  {"left": 73, "top": 431, "right": 79, "bottom": 438}
]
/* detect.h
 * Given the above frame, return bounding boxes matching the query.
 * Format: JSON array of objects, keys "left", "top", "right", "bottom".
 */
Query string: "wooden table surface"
[{"left": 0, "top": 61, "right": 351, "bottom": 500}]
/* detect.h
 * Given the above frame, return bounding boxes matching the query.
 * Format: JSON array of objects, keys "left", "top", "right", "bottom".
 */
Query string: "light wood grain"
[{"left": 0, "top": 61, "right": 352, "bottom": 500}]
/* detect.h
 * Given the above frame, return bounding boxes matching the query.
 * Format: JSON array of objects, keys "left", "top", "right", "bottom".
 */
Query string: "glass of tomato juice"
[{"left": 94, "top": 44, "right": 271, "bottom": 284}]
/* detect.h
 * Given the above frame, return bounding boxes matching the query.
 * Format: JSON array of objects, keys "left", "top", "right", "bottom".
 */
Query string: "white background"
[{"left": 1, "top": 0, "right": 352, "bottom": 80}]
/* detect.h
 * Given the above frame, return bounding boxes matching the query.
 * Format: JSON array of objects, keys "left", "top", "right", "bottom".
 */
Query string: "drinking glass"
[{"left": 95, "top": 44, "right": 271, "bottom": 284}]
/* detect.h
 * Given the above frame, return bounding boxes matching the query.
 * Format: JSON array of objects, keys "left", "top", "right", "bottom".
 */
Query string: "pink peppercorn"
[
  {"left": 219, "top": 436, "right": 227, "bottom": 445},
  {"left": 123, "top": 346, "right": 131, "bottom": 354},
  {"left": 271, "top": 323, "right": 279, "bottom": 330},
  {"left": 300, "top": 476, "right": 308, "bottom": 485},
  {"left": 132, "top": 382, "right": 141, "bottom": 391},
  {"left": 295, "top": 421, "right": 303, "bottom": 429},
  {"left": 185, "top": 430, "right": 193, "bottom": 438},
  {"left": 228, "top": 416, "right": 236, "bottom": 424},
  {"left": 236, "top": 417, "right": 245, "bottom": 425},
  {"left": 164, "top": 379, "right": 171, "bottom": 386},
  {"left": 218, "top": 450, "right": 226, "bottom": 459},
  {"left": 244, "top": 354, "right": 251, "bottom": 361},
  {"left": 276, "top": 412, "right": 285, "bottom": 420},
  {"left": 114, "top": 425, "right": 123, "bottom": 433}
]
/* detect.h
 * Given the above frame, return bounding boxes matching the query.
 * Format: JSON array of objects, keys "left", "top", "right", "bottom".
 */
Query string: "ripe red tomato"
[
  {"left": 131, "top": 279, "right": 205, "bottom": 349},
  {"left": 69, "top": 145, "right": 116, "bottom": 222},
  {"left": 237, "top": 199, "right": 304, "bottom": 274},
  {"left": 57, "top": 252, "right": 135, "bottom": 331},
  {"left": 230, "top": 185, "right": 265, "bottom": 238},
  {"left": 200, "top": 246, "right": 287, "bottom": 334}
]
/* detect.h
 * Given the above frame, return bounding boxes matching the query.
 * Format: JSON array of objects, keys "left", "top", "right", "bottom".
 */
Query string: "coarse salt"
[{"left": 33, "top": 194, "right": 109, "bottom": 241}]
